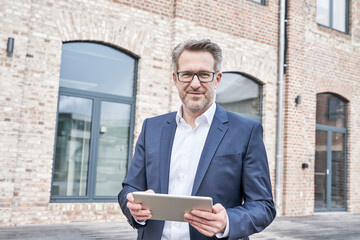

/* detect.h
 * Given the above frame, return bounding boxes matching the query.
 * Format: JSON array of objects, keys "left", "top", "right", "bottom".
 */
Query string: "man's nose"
[{"left": 190, "top": 75, "right": 201, "bottom": 87}]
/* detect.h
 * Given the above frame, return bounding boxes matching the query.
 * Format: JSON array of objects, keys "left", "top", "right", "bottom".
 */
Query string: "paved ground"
[
  {"left": 251, "top": 212, "right": 360, "bottom": 240},
  {"left": 1, "top": 212, "right": 359, "bottom": 239}
]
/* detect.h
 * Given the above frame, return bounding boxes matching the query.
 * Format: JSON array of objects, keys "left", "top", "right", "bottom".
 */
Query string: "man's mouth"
[{"left": 187, "top": 91, "right": 204, "bottom": 95}]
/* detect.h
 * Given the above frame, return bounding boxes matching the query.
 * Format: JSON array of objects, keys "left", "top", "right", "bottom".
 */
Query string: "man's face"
[{"left": 173, "top": 50, "right": 222, "bottom": 114}]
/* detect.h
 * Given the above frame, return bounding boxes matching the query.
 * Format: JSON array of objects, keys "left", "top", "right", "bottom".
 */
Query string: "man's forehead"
[
  {"left": 178, "top": 50, "right": 215, "bottom": 62},
  {"left": 177, "top": 50, "right": 216, "bottom": 72}
]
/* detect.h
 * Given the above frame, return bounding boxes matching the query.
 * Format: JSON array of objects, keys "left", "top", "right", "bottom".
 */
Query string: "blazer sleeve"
[
  {"left": 227, "top": 122, "right": 276, "bottom": 239},
  {"left": 118, "top": 119, "right": 148, "bottom": 228}
]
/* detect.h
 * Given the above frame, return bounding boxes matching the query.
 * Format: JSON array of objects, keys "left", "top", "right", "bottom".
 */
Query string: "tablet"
[{"left": 132, "top": 192, "right": 213, "bottom": 222}]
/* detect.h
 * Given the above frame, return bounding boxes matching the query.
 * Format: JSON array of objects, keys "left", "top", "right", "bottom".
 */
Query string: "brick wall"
[
  {"left": 0, "top": 0, "right": 174, "bottom": 226},
  {"left": 0, "top": 0, "right": 359, "bottom": 226},
  {"left": 282, "top": 0, "right": 360, "bottom": 215}
]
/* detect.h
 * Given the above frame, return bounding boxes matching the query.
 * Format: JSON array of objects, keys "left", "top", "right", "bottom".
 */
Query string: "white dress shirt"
[{"left": 161, "top": 102, "right": 228, "bottom": 240}]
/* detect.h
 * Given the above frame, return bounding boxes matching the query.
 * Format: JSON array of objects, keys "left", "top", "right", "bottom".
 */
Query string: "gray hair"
[{"left": 171, "top": 39, "right": 222, "bottom": 72}]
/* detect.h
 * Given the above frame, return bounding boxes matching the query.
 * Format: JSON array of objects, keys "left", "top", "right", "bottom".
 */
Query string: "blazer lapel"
[
  {"left": 191, "top": 105, "right": 229, "bottom": 196},
  {"left": 159, "top": 113, "right": 177, "bottom": 194}
]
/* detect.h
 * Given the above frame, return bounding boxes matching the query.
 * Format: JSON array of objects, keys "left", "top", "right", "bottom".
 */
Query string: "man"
[{"left": 118, "top": 39, "right": 276, "bottom": 240}]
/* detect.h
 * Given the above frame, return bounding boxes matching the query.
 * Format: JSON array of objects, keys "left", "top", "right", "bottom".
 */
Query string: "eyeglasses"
[{"left": 176, "top": 71, "right": 216, "bottom": 83}]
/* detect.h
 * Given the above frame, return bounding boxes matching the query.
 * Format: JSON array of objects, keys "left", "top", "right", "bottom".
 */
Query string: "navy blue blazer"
[{"left": 118, "top": 104, "right": 276, "bottom": 240}]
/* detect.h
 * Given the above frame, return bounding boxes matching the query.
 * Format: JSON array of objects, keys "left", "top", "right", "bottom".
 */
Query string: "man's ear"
[
  {"left": 172, "top": 72, "right": 177, "bottom": 86},
  {"left": 215, "top": 72, "right": 222, "bottom": 88}
]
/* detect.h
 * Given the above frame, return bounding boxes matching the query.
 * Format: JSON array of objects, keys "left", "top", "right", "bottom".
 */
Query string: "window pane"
[
  {"left": 216, "top": 73, "right": 261, "bottom": 122},
  {"left": 315, "top": 130, "right": 328, "bottom": 209},
  {"left": 95, "top": 102, "right": 131, "bottom": 196},
  {"left": 316, "top": 93, "right": 346, "bottom": 128},
  {"left": 317, "top": 0, "right": 330, "bottom": 26},
  {"left": 331, "top": 132, "right": 346, "bottom": 209},
  {"left": 332, "top": 0, "right": 346, "bottom": 32},
  {"left": 59, "top": 42, "right": 135, "bottom": 97},
  {"left": 52, "top": 96, "right": 92, "bottom": 196}
]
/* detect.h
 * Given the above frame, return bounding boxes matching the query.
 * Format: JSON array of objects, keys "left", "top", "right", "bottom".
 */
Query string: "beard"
[{"left": 181, "top": 91, "right": 213, "bottom": 113}]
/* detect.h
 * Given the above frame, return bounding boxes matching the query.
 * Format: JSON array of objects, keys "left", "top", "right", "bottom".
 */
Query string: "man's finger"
[
  {"left": 185, "top": 212, "right": 210, "bottom": 225},
  {"left": 130, "top": 208, "right": 152, "bottom": 221},
  {"left": 126, "top": 190, "right": 155, "bottom": 221},
  {"left": 190, "top": 209, "right": 216, "bottom": 221},
  {"left": 189, "top": 220, "right": 216, "bottom": 237},
  {"left": 131, "top": 209, "right": 151, "bottom": 217},
  {"left": 145, "top": 189, "right": 155, "bottom": 194},
  {"left": 127, "top": 201, "right": 142, "bottom": 210},
  {"left": 126, "top": 192, "right": 134, "bottom": 202},
  {"left": 131, "top": 212, "right": 152, "bottom": 221}
]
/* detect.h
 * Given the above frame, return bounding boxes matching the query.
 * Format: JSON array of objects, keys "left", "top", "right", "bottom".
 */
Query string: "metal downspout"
[{"left": 276, "top": 0, "right": 287, "bottom": 216}]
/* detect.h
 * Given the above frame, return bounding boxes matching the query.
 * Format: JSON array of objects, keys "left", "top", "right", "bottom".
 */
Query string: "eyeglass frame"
[{"left": 176, "top": 71, "right": 217, "bottom": 83}]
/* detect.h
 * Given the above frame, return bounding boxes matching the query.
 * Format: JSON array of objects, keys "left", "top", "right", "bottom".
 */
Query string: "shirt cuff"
[
  {"left": 215, "top": 214, "right": 229, "bottom": 238},
  {"left": 134, "top": 218, "right": 146, "bottom": 225}
]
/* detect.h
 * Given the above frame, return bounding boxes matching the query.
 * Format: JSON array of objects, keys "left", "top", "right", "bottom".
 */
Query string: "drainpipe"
[{"left": 276, "top": 0, "right": 287, "bottom": 216}]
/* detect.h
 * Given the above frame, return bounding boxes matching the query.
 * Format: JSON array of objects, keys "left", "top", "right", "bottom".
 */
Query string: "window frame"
[
  {"left": 249, "top": 0, "right": 266, "bottom": 6},
  {"left": 316, "top": 0, "right": 350, "bottom": 34},
  {"left": 50, "top": 42, "right": 138, "bottom": 203}
]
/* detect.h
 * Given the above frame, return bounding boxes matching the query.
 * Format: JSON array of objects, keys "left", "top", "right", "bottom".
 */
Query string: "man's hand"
[
  {"left": 184, "top": 203, "right": 227, "bottom": 237},
  {"left": 126, "top": 189, "right": 154, "bottom": 221}
]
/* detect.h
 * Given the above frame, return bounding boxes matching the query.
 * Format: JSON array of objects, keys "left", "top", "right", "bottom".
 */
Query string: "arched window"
[
  {"left": 216, "top": 72, "right": 262, "bottom": 122},
  {"left": 315, "top": 93, "right": 347, "bottom": 211},
  {"left": 51, "top": 42, "right": 137, "bottom": 201}
]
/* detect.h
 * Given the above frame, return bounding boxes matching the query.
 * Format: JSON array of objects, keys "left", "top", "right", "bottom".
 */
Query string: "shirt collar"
[{"left": 176, "top": 102, "right": 217, "bottom": 127}]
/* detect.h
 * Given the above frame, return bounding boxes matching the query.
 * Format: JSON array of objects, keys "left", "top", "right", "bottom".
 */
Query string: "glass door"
[
  {"left": 315, "top": 129, "right": 346, "bottom": 211},
  {"left": 315, "top": 93, "right": 347, "bottom": 211}
]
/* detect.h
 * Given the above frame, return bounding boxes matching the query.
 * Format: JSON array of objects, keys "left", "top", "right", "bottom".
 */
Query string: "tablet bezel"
[{"left": 132, "top": 192, "right": 213, "bottom": 222}]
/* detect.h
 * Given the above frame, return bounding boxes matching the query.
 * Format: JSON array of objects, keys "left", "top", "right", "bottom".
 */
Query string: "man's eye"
[
  {"left": 199, "top": 72, "right": 211, "bottom": 78},
  {"left": 181, "top": 73, "right": 193, "bottom": 78}
]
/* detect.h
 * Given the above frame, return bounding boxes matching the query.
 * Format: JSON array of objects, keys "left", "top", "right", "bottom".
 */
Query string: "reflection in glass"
[
  {"left": 315, "top": 130, "right": 328, "bottom": 209},
  {"left": 59, "top": 42, "right": 135, "bottom": 97},
  {"left": 332, "top": 0, "right": 346, "bottom": 32},
  {"left": 316, "top": 93, "right": 346, "bottom": 128},
  {"left": 95, "top": 102, "right": 131, "bottom": 196},
  {"left": 331, "top": 132, "right": 346, "bottom": 209},
  {"left": 52, "top": 95, "right": 92, "bottom": 196},
  {"left": 316, "top": 0, "right": 330, "bottom": 26},
  {"left": 216, "top": 73, "right": 261, "bottom": 122}
]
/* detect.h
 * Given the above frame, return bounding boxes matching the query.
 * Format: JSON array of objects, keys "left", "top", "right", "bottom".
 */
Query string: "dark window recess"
[{"left": 328, "top": 97, "right": 344, "bottom": 120}]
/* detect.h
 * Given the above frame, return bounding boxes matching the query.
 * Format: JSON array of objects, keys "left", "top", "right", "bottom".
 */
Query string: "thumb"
[
  {"left": 145, "top": 189, "right": 155, "bottom": 194},
  {"left": 212, "top": 203, "right": 224, "bottom": 214}
]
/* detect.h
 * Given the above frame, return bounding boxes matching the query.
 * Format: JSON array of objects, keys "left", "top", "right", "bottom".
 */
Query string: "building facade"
[{"left": 0, "top": 0, "right": 359, "bottom": 226}]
